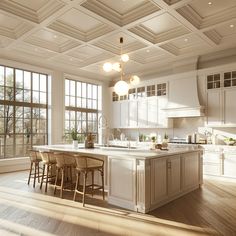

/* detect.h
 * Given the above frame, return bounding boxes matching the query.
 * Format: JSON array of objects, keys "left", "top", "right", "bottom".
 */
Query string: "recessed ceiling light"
[
  {"left": 184, "top": 38, "right": 188, "bottom": 42},
  {"left": 146, "top": 49, "right": 150, "bottom": 53},
  {"left": 53, "top": 35, "right": 58, "bottom": 38},
  {"left": 208, "top": 2, "right": 212, "bottom": 5},
  {"left": 230, "top": 24, "right": 234, "bottom": 28}
]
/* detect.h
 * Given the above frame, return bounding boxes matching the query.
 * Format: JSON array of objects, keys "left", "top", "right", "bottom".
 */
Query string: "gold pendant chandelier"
[{"left": 103, "top": 37, "right": 140, "bottom": 96}]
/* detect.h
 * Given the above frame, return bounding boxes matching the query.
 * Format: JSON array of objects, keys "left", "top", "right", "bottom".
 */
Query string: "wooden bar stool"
[
  {"left": 54, "top": 153, "right": 76, "bottom": 198},
  {"left": 27, "top": 149, "right": 42, "bottom": 188},
  {"left": 73, "top": 155, "right": 105, "bottom": 206},
  {"left": 39, "top": 151, "right": 57, "bottom": 192}
]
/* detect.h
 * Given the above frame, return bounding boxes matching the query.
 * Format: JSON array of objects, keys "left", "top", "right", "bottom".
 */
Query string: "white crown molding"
[
  {"left": 0, "top": 0, "right": 65, "bottom": 23},
  {"left": 204, "top": 30, "right": 222, "bottom": 45},
  {"left": 48, "top": 20, "right": 113, "bottom": 42},
  {"left": 81, "top": 0, "right": 160, "bottom": 26},
  {"left": 129, "top": 24, "right": 189, "bottom": 44},
  {"left": 177, "top": 4, "right": 236, "bottom": 31}
]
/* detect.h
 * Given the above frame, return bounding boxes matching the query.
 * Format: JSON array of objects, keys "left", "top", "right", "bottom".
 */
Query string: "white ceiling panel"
[{"left": 0, "top": 0, "right": 235, "bottom": 79}]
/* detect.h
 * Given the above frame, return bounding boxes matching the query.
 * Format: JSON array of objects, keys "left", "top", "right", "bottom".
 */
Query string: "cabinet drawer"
[
  {"left": 203, "top": 163, "right": 221, "bottom": 175},
  {"left": 203, "top": 152, "right": 221, "bottom": 163}
]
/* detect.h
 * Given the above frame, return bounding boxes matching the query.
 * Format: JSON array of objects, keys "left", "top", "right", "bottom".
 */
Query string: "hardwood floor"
[{"left": 0, "top": 172, "right": 236, "bottom": 236}]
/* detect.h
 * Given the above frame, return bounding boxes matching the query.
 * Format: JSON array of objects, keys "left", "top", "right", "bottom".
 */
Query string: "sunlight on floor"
[{"left": 0, "top": 184, "right": 218, "bottom": 236}]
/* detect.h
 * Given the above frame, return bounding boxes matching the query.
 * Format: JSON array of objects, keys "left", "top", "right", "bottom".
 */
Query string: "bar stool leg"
[
  {"left": 73, "top": 172, "right": 79, "bottom": 201},
  {"left": 37, "top": 163, "right": 40, "bottom": 183},
  {"left": 82, "top": 172, "right": 87, "bottom": 207},
  {"left": 60, "top": 168, "right": 64, "bottom": 199},
  {"left": 40, "top": 164, "right": 45, "bottom": 189},
  {"left": 28, "top": 162, "right": 33, "bottom": 185},
  {"left": 91, "top": 170, "right": 94, "bottom": 197},
  {"left": 33, "top": 162, "right": 37, "bottom": 188},
  {"left": 101, "top": 169, "right": 105, "bottom": 200},
  {"left": 45, "top": 164, "right": 49, "bottom": 192},
  {"left": 54, "top": 167, "right": 59, "bottom": 195}
]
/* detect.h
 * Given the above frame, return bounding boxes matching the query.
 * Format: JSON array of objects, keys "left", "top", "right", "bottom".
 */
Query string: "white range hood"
[{"left": 163, "top": 77, "right": 205, "bottom": 118}]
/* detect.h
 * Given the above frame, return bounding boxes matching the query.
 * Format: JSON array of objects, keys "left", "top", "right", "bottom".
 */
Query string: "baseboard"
[{"left": 0, "top": 157, "right": 30, "bottom": 173}]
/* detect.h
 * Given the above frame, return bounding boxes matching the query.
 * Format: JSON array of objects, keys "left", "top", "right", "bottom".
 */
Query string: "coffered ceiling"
[{"left": 0, "top": 0, "right": 236, "bottom": 81}]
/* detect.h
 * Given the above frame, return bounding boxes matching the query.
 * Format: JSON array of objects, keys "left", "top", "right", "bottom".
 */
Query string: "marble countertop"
[{"left": 34, "top": 144, "right": 201, "bottom": 160}]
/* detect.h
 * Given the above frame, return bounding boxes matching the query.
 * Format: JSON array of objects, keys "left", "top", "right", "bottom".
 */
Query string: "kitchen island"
[{"left": 34, "top": 145, "right": 203, "bottom": 213}]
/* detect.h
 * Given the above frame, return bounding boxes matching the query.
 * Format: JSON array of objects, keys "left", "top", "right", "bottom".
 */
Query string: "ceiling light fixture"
[
  {"left": 184, "top": 38, "right": 188, "bottom": 42},
  {"left": 230, "top": 24, "right": 234, "bottom": 28},
  {"left": 103, "top": 37, "right": 140, "bottom": 96},
  {"left": 208, "top": 1, "right": 212, "bottom": 5}
]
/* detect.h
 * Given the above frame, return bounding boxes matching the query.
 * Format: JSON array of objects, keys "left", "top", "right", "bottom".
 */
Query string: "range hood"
[{"left": 162, "top": 77, "right": 205, "bottom": 118}]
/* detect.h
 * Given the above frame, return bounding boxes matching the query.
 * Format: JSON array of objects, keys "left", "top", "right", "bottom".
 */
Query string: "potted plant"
[
  {"left": 162, "top": 133, "right": 169, "bottom": 149},
  {"left": 150, "top": 135, "right": 157, "bottom": 150},
  {"left": 71, "top": 129, "right": 79, "bottom": 148}
]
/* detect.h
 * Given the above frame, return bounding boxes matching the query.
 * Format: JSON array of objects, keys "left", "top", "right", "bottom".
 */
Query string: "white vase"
[{"left": 73, "top": 140, "right": 78, "bottom": 148}]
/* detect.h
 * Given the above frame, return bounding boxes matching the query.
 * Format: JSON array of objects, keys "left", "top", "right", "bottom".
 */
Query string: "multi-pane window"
[
  {"left": 0, "top": 65, "right": 48, "bottom": 159},
  {"left": 224, "top": 71, "right": 236, "bottom": 87},
  {"left": 65, "top": 79, "right": 101, "bottom": 142},
  {"left": 147, "top": 85, "right": 155, "bottom": 97},
  {"left": 128, "top": 88, "right": 136, "bottom": 100},
  {"left": 112, "top": 92, "right": 119, "bottom": 102},
  {"left": 157, "top": 83, "right": 166, "bottom": 96},
  {"left": 207, "top": 74, "right": 220, "bottom": 89},
  {"left": 137, "top": 86, "right": 145, "bottom": 98}
]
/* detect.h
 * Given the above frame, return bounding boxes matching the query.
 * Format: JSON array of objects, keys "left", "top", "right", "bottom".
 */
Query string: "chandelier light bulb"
[
  {"left": 103, "top": 62, "right": 113, "bottom": 72},
  {"left": 112, "top": 63, "right": 121, "bottom": 72},
  {"left": 121, "top": 54, "right": 129, "bottom": 62},
  {"left": 130, "top": 75, "right": 140, "bottom": 85},
  {"left": 114, "top": 80, "right": 129, "bottom": 96}
]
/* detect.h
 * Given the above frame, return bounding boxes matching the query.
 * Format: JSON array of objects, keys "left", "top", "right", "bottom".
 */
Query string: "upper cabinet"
[
  {"left": 110, "top": 83, "right": 173, "bottom": 129},
  {"left": 206, "top": 70, "right": 236, "bottom": 127}
]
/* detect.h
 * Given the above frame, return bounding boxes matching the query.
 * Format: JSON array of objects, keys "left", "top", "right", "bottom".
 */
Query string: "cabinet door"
[
  {"left": 203, "top": 151, "right": 221, "bottom": 176},
  {"left": 207, "top": 90, "right": 222, "bottom": 125},
  {"left": 151, "top": 158, "right": 168, "bottom": 204},
  {"left": 138, "top": 99, "right": 147, "bottom": 127},
  {"left": 224, "top": 89, "right": 236, "bottom": 125},
  {"left": 157, "top": 96, "right": 172, "bottom": 127},
  {"left": 147, "top": 97, "right": 158, "bottom": 127},
  {"left": 129, "top": 100, "right": 138, "bottom": 127},
  {"left": 111, "top": 102, "right": 120, "bottom": 128},
  {"left": 168, "top": 155, "right": 181, "bottom": 196},
  {"left": 120, "top": 101, "right": 129, "bottom": 128},
  {"left": 223, "top": 153, "right": 236, "bottom": 178},
  {"left": 182, "top": 152, "right": 199, "bottom": 190}
]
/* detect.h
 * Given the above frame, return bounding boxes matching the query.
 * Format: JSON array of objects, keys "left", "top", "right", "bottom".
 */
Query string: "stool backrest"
[
  {"left": 55, "top": 153, "right": 75, "bottom": 168},
  {"left": 28, "top": 149, "right": 41, "bottom": 162},
  {"left": 74, "top": 155, "right": 104, "bottom": 169},
  {"left": 39, "top": 151, "right": 56, "bottom": 163}
]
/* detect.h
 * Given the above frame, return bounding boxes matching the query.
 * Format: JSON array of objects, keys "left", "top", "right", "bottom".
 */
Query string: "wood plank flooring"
[{"left": 0, "top": 171, "right": 236, "bottom": 235}]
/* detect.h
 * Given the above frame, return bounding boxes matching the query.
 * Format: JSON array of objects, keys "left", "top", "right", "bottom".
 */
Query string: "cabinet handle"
[{"left": 167, "top": 161, "right": 171, "bottom": 169}]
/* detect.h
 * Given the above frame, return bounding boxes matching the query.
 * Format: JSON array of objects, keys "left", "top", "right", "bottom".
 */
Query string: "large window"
[
  {"left": 0, "top": 65, "right": 49, "bottom": 159},
  {"left": 65, "top": 79, "right": 101, "bottom": 142}
]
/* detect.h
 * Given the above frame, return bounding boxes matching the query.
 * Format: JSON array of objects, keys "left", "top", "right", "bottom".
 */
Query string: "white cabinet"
[
  {"left": 111, "top": 102, "right": 121, "bottom": 128},
  {"left": 206, "top": 87, "right": 236, "bottom": 126},
  {"left": 137, "top": 99, "right": 147, "bottom": 127},
  {"left": 182, "top": 152, "right": 199, "bottom": 190},
  {"left": 223, "top": 89, "right": 236, "bottom": 125},
  {"left": 168, "top": 155, "right": 181, "bottom": 197},
  {"left": 129, "top": 100, "right": 138, "bottom": 127},
  {"left": 157, "top": 96, "right": 173, "bottom": 128},
  {"left": 147, "top": 97, "right": 158, "bottom": 127},
  {"left": 151, "top": 157, "right": 168, "bottom": 204},
  {"left": 223, "top": 151, "right": 236, "bottom": 178},
  {"left": 120, "top": 101, "right": 129, "bottom": 128},
  {"left": 203, "top": 150, "right": 222, "bottom": 176},
  {"left": 151, "top": 155, "right": 181, "bottom": 205},
  {"left": 206, "top": 90, "right": 222, "bottom": 126}
]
